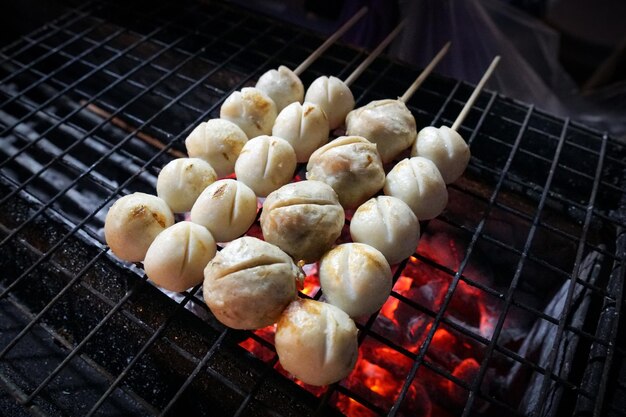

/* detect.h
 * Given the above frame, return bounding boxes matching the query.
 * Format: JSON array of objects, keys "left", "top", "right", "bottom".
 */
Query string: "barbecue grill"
[{"left": 1, "top": 0, "right": 625, "bottom": 416}]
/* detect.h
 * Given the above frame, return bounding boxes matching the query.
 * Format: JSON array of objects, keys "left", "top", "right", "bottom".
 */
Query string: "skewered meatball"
[
  {"left": 255, "top": 65, "right": 304, "bottom": 113},
  {"left": 346, "top": 99, "right": 417, "bottom": 163},
  {"left": 104, "top": 193, "right": 174, "bottom": 262},
  {"left": 304, "top": 76, "right": 354, "bottom": 130},
  {"left": 319, "top": 243, "right": 392, "bottom": 318},
  {"left": 275, "top": 298, "right": 358, "bottom": 386},
  {"left": 185, "top": 119, "right": 248, "bottom": 178},
  {"left": 234, "top": 135, "right": 297, "bottom": 197},
  {"left": 144, "top": 221, "right": 216, "bottom": 292},
  {"left": 156, "top": 158, "right": 217, "bottom": 213},
  {"left": 260, "top": 180, "right": 344, "bottom": 263},
  {"left": 350, "top": 195, "right": 420, "bottom": 265},
  {"left": 190, "top": 179, "right": 257, "bottom": 242},
  {"left": 411, "top": 125, "right": 470, "bottom": 184},
  {"left": 384, "top": 156, "right": 448, "bottom": 220},
  {"left": 272, "top": 101, "right": 329, "bottom": 163},
  {"left": 220, "top": 87, "right": 277, "bottom": 138},
  {"left": 203, "top": 236, "right": 303, "bottom": 330},
  {"left": 306, "top": 136, "right": 385, "bottom": 209}
]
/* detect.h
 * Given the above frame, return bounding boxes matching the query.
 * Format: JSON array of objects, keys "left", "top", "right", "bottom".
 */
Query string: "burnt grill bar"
[
  {"left": 531, "top": 131, "right": 607, "bottom": 415},
  {"left": 471, "top": 115, "right": 578, "bottom": 416},
  {"left": 156, "top": 327, "right": 230, "bottom": 416},
  {"left": 586, "top": 231, "right": 625, "bottom": 416},
  {"left": 82, "top": 283, "right": 202, "bottom": 416},
  {"left": 389, "top": 104, "right": 536, "bottom": 417},
  {"left": 0, "top": 0, "right": 625, "bottom": 416}
]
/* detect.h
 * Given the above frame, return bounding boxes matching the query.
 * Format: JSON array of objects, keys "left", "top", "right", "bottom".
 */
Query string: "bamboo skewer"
[
  {"left": 338, "top": 41, "right": 451, "bottom": 163},
  {"left": 343, "top": 20, "right": 406, "bottom": 87},
  {"left": 293, "top": 6, "right": 368, "bottom": 77},
  {"left": 451, "top": 55, "right": 500, "bottom": 132},
  {"left": 409, "top": 56, "right": 501, "bottom": 185},
  {"left": 302, "top": 20, "right": 408, "bottom": 130},
  {"left": 399, "top": 41, "right": 451, "bottom": 103}
]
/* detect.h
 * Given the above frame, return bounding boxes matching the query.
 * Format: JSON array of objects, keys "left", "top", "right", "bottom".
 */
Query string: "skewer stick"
[
  {"left": 343, "top": 20, "right": 407, "bottom": 87},
  {"left": 293, "top": 6, "right": 368, "bottom": 77},
  {"left": 451, "top": 55, "right": 500, "bottom": 131},
  {"left": 399, "top": 41, "right": 451, "bottom": 103}
]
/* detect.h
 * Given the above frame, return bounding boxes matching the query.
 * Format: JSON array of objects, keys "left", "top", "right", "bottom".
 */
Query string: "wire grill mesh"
[{"left": 0, "top": 0, "right": 625, "bottom": 416}]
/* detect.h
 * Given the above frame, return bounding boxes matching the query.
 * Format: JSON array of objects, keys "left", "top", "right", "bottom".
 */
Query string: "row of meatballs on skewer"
[{"left": 104, "top": 49, "right": 496, "bottom": 386}]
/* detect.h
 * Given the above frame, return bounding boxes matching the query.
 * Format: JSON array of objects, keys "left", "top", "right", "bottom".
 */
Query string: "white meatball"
[
  {"left": 384, "top": 157, "right": 448, "bottom": 220},
  {"left": 304, "top": 76, "right": 354, "bottom": 130},
  {"left": 104, "top": 193, "right": 174, "bottom": 262},
  {"left": 306, "top": 136, "right": 385, "bottom": 209},
  {"left": 220, "top": 87, "right": 277, "bottom": 138},
  {"left": 156, "top": 158, "right": 217, "bottom": 213},
  {"left": 319, "top": 243, "right": 392, "bottom": 318},
  {"left": 411, "top": 125, "right": 470, "bottom": 184},
  {"left": 234, "top": 135, "right": 297, "bottom": 197},
  {"left": 275, "top": 298, "right": 358, "bottom": 386},
  {"left": 203, "top": 236, "right": 303, "bottom": 330},
  {"left": 185, "top": 119, "right": 248, "bottom": 178},
  {"left": 350, "top": 196, "right": 420, "bottom": 265},
  {"left": 346, "top": 99, "right": 417, "bottom": 163},
  {"left": 190, "top": 179, "right": 257, "bottom": 242},
  {"left": 144, "top": 221, "right": 216, "bottom": 292},
  {"left": 260, "top": 180, "right": 345, "bottom": 263},
  {"left": 272, "top": 102, "right": 329, "bottom": 163},
  {"left": 255, "top": 65, "right": 304, "bottom": 113}
]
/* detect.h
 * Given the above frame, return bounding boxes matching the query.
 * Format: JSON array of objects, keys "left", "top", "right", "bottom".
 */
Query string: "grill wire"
[{"left": 0, "top": 0, "right": 625, "bottom": 416}]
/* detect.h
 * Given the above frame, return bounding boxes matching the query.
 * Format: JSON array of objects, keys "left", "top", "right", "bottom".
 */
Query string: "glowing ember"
[
  {"left": 448, "top": 358, "right": 480, "bottom": 406},
  {"left": 245, "top": 222, "right": 265, "bottom": 241},
  {"left": 239, "top": 325, "right": 276, "bottom": 363},
  {"left": 380, "top": 276, "right": 412, "bottom": 324},
  {"left": 238, "top": 230, "right": 503, "bottom": 416},
  {"left": 300, "top": 265, "right": 320, "bottom": 296},
  {"left": 359, "top": 360, "right": 398, "bottom": 397},
  {"left": 339, "top": 397, "right": 377, "bottom": 417}
]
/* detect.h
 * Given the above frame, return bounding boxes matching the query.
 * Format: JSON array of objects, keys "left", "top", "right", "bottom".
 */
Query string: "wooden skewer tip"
[
  {"left": 451, "top": 55, "right": 501, "bottom": 131},
  {"left": 399, "top": 40, "right": 452, "bottom": 103},
  {"left": 343, "top": 19, "right": 407, "bottom": 87},
  {"left": 293, "top": 6, "right": 369, "bottom": 76}
]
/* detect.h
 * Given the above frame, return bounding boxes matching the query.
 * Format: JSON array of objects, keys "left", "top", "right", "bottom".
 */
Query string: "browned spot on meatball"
[
  {"left": 250, "top": 93, "right": 270, "bottom": 111},
  {"left": 212, "top": 183, "right": 228, "bottom": 199},
  {"left": 326, "top": 156, "right": 351, "bottom": 172},
  {"left": 151, "top": 211, "right": 167, "bottom": 228},
  {"left": 131, "top": 204, "right": 146, "bottom": 218}
]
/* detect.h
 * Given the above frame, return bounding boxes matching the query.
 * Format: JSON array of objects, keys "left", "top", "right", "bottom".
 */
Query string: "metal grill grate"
[{"left": 0, "top": 0, "right": 625, "bottom": 416}]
